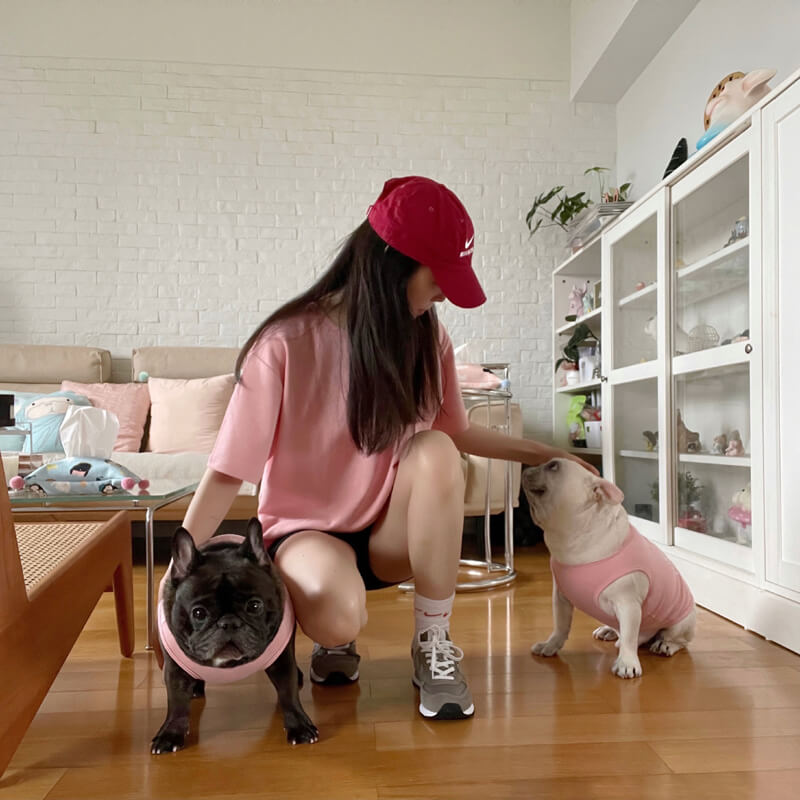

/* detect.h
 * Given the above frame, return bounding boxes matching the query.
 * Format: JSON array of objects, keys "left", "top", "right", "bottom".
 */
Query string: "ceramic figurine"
[
  {"left": 663, "top": 137, "right": 688, "bottom": 178},
  {"left": 726, "top": 430, "right": 745, "bottom": 457},
  {"left": 677, "top": 411, "right": 701, "bottom": 454},
  {"left": 643, "top": 430, "right": 658, "bottom": 452},
  {"left": 728, "top": 484, "right": 752, "bottom": 545},
  {"left": 697, "top": 68, "right": 777, "bottom": 149},
  {"left": 711, "top": 433, "right": 728, "bottom": 455},
  {"left": 568, "top": 284, "right": 587, "bottom": 318}
]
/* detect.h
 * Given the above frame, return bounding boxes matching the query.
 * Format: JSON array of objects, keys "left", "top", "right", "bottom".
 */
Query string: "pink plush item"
[
  {"left": 60, "top": 380, "right": 151, "bottom": 452},
  {"left": 121, "top": 477, "right": 136, "bottom": 490},
  {"left": 456, "top": 363, "right": 502, "bottom": 390},
  {"left": 9, "top": 475, "right": 25, "bottom": 490},
  {"left": 138, "top": 479, "right": 150, "bottom": 490}
]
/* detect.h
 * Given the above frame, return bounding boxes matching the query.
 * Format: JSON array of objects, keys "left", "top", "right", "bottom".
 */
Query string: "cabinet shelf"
[
  {"left": 678, "top": 453, "right": 751, "bottom": 467},
  {"left": 619, "top": 449, "right": 658, "bottom": 460},
  {"left": 673, "top": 342, "right": 750, "bottom": 375},
  {"left": 676, "top": 237, "right": 749, "bottom": 306},
  {"left": 556, "top": 307, "right": 602, "bottom": 336},
  {"left": 556, "top": 380, "right": 601, "bottom": 394},
  {"left": 570, "top": 447, "right": 602, "bottom": 455},
  {"left": 553, "top": 238, "right": 601, "bottom": 277},
  {"left": 618, "top": 282, "right": 657, "bottom": 309}
]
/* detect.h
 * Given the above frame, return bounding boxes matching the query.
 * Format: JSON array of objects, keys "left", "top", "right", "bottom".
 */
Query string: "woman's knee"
[
  {"left": 274, "top": 532, "right": 367, "bottom": 645},
  {"left": 406, "top": 430, "right": 464, "bottom": 495},
  {"left": 297, "top": 583, "right": 366, "bottom": 646}
]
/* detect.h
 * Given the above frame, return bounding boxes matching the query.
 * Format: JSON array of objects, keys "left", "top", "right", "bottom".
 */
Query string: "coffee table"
[{"left": 10, "top": 479, "right": 197, "bottom": 650}]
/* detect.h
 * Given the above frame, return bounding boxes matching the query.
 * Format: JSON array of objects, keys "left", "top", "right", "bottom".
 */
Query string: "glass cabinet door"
[
  {"left": 670, "top": 129, "right": 759, "bottom": 572},
  {"left": 602, "top": 191, "right": 668, "bottom": 543},
  {"left": 606, "top": 211, "right": 659, "bottom": 372},
  {"left": 607, "top": 378, "right": 664, "bottom": 541}
]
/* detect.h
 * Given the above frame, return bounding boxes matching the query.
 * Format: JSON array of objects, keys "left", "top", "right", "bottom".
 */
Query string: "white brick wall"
[{"left": 0, "top": 55, "right": 615, "bottom": 438}]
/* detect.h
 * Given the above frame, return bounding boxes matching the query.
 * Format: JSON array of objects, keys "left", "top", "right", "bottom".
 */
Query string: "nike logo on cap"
[{"left": 464, "top": 235, "right": 474, "bottom": 248}]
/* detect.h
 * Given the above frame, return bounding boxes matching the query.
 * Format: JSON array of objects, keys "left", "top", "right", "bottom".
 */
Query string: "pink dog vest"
[
  {"left": 157, "top": 534, "right": 295, "bottom": 684},
  {"left": 550, "top": 526, "right": 694, "bottom": 637}
]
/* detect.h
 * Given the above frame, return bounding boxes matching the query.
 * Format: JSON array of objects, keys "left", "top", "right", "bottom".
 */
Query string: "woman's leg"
[
  {"left": 368, "top": 430, "right": 465, "bottom": 593},
  {"left": 369, "top": 430, "right": 473, "bottom": 719},
  {"left": 273, "top": 530, "right": 367, "bottom": 648}
]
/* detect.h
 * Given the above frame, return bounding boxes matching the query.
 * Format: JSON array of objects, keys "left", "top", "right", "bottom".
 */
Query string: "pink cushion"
[
  {"left": 60, "top": 380, "right": 150, "bottom": 452},
  {"left": 146, "top": 374, "right": 235, "bottom": 454}
]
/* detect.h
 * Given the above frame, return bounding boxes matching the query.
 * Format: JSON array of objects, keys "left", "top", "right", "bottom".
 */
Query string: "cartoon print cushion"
[
  {"left": 20, "top": 457, "right": 144, "bottom": 496},
  {"left": 14, "top": 391, "right": 92, "bottom": 454}
]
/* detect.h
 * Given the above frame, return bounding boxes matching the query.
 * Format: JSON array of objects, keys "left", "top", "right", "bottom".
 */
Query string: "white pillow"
[{"left": 145, "top": 374, "right": 235, "bottom": 454}]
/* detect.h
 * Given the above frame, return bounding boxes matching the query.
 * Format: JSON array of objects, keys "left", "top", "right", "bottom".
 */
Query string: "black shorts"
[{"left": 267, "top": 526, "right": 398, "bottom": 591}]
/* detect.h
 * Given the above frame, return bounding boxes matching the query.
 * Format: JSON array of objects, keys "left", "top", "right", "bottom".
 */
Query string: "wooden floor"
[{"left": 4, "top": 545, "right": 800, "bottom": 800}]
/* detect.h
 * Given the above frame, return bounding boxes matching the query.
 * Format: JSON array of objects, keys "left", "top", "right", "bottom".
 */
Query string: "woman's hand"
[
  {"left": 537, "top": 443, "right": 599, "bottom": 475},
  {"left": 555, "top": 449, "right": 600, "bottom": 475},
  {"left": 450, "top": 424, "right": 601, "bottom": 475}
]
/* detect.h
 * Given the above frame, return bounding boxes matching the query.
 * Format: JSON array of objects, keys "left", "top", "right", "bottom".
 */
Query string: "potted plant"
[
  {"left": 555, "top": 323, "right": 598, "bottom": 383},
  {"left": 649, "top": 470, "right": 706, "bottom": 532},
  {"left": 526, "top": 166, "right": 632, "bottom": 241}
]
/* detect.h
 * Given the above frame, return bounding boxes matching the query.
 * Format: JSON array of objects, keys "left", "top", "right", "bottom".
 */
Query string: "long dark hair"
[{"left": 235, "top": 221, "right": 442, "bottom": 454}]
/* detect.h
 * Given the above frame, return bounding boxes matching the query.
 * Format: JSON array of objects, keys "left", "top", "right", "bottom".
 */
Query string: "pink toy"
[
  {"left": 728, "top": 484, "right": 752, "bottom": 545},
  {"left": 9, "top": 475, "right": 25, "bottom": 490},
  {"left": 725, "top": 429, "right": 745, "bottom": 457},
  {"left": 567, "top": 284, "right": 587, "bottom": 318},
  {"left": 698, "top": 68, "right": 777, "bottom": 149}
]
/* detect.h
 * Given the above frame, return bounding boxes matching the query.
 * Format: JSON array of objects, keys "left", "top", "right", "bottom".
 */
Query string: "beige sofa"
[{"left": 0, "top": 342, "right": 520, "bottom": 523}]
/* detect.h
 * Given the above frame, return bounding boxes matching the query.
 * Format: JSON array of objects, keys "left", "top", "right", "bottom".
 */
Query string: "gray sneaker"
[
  {"left": 412, "top": 625, "right": 474, "bottom": 720},
  {"left": 310, "top": 641, "right": 361, "bottom": 685}
]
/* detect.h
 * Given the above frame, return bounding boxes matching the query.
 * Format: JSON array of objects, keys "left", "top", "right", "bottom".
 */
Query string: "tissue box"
[{"left": 584, "top": 421, "right": 602, "bottom": 449}]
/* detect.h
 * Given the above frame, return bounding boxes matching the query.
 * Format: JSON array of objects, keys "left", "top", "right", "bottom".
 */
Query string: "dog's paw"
[
  {"left": 151, "top": 729, "right": 187, "bottom": 754},
  {"left": 611, "top": 655, "right": 642, "bottom": 679},
  {"left": 531, "top": 638, "right": 564, "bottom": 657},
  {"left": 649, "top": 638, "right": 683, "bottom": 657},
  {"left": 592, "top": 625, "right": 619, "bottom": 641},
  {"left": 285, "top": 713, "right": 319, "bottom": 745}
]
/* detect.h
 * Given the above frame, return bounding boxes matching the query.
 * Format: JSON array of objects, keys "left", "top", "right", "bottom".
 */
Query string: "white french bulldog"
[{"left": 522, "top": 458, "right": 695, "bottom": 679}]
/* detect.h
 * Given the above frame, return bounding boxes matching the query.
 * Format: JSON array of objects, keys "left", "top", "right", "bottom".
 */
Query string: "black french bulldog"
[{"left": 151, "top": 518, "right": 318, "bottom": 754}]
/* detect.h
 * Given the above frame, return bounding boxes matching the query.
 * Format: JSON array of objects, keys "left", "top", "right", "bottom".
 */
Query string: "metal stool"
[{"left": 400, "top": 363, "right": 517, "bottom": 593}]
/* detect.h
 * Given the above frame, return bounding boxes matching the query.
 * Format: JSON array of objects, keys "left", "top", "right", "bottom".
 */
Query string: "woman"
[{"left": 181, "top": 176, "right": 595, "bottom": 720}]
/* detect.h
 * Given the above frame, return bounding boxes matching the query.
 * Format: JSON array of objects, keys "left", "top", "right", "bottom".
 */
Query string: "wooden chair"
[{"left": 0, "top": 460, "right": 134, "bottom": 776}]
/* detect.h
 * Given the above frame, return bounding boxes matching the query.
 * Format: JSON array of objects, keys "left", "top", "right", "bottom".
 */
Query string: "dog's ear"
[
  {"left": 239, "top": 517, "right": 271, "bottom": 568},
  {"left": 171, "top": 527, "right": 201, "bottom": 582},
  {"left": 591, "top": 478, "right": 624, "bottom": 506}
]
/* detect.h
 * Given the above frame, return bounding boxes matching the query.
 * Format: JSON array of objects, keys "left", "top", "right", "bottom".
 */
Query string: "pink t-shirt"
[
  {"left": 208, "top": 312, "right": 469, "bottom": 543},
  {"left": 550, "top": 526, "right": 694, "bottom": 638}
]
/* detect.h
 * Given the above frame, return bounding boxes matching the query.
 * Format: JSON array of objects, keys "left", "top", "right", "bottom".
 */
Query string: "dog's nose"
[
  {"left": 521, "top": 467, "right": 540, "bottom": 490},
  {"left": 217, "top": 615, "right": 242, "bottom": 631}
]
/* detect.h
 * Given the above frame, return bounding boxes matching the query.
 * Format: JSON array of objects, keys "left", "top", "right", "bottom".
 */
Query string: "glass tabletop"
[{"left": 9, "top": 479, "right": 198, "bottom": 508}]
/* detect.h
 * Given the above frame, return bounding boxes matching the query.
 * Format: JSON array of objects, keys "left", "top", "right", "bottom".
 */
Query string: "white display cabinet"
[
  {"left": 601, "top": 191, "right": 669, "bottom": 545},
  {"left": 669, "top": 129, "right": 762, "bottom": 576},
  {"left": 549, "top": 67, "right": 800, "bottom": 654},
  {"left": 762, "top": 76, "right": 800, "bottom": 603},
  {"left": 551, "top": 239, "right": 603, "bottom": 466}
]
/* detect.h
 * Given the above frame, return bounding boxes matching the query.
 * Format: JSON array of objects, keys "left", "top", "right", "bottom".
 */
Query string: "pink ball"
[
  {"left": 9, "top": 475, "right": 25, "bottom": 490},
  {"left": 138, "top": 479, "right": 150, "bottom": 490},
  {"left": 121, "top": 477, "right": 136, "bottom": 490}
]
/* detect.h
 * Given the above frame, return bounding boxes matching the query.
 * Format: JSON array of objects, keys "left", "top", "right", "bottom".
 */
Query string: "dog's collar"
[{"left": 157, "top": 533, "right": 294, "bottom": 684}]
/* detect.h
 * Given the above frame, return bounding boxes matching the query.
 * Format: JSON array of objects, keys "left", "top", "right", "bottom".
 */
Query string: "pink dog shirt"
[
  {"left": 550, "top": 526, "right": 694, "bottom": 637},
  {"left": 208, "top": 312, "right": 469, "bottom": 544},
  {"left": 157, "top": 534, "right": 295, "bottom": 684}
]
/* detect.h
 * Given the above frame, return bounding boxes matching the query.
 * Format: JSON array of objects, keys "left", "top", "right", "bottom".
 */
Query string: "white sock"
[{"left": 414, "top": 592, "right": 454, "bottom": 639}]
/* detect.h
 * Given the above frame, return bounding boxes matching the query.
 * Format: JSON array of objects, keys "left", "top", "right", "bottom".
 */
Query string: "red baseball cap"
[{"left": 367, "top": 176, "right": 486, "bottom": 308}]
